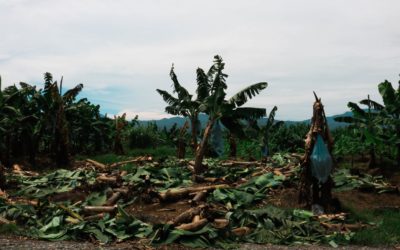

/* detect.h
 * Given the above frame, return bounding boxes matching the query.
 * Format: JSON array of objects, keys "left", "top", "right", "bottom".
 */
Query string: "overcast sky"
[{"left": 1, "top": 0, "right": 399, "bottom": 120}]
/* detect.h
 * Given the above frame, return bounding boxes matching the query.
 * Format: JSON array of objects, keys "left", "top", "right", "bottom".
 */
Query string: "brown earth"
[
  {"left": 128, "top": 200, "right": 194, "bottom": 224},
  {"left": 0, "top": 236, "right": 392, "bottom": 250}
]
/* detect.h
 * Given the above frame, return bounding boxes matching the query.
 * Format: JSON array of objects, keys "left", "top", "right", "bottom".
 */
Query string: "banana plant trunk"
[
  {"left": 228, "top": 133, "right": 237, "bottom": 158},
  {"left": 114, "top": 132, "right": 124, "bottom": 155},
  {"left": 54, "top": 105, "right": 70, "bottom": 166},
  {"left": 397, "top": 144, "right": 400, "bottom": 168},
  {"left": 194, "top": 118, "right": 215, "bottom": 176},
  {"left": 177, "top": 139, "right": 186, "bottom": 159},
  {"left": 190, "top": 117, "right": 198, "bottom": 151},
  {"left": 368, "top": 147, "right": 376, "bottom": 169},
  {"left": 397, "top": 127, "right": 400, "bottom": 168}
]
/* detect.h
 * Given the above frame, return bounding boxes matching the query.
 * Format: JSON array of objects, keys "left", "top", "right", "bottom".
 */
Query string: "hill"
[{"left": 139, "top": 112, "right": 352, "bottom": 130}]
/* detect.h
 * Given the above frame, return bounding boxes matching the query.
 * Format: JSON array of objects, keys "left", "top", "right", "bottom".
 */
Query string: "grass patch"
[
  {"left": 127, "top": 145, "right": 180, "bottom": 159},
  {"left": 0, "top": 224, "right": 20, "bottom": 235},
  {"left": 350, "top": 208, "right": 400, "bottom": 246},
  {"left": 77, "top": 145, "right": 179, "bottom": 164}
]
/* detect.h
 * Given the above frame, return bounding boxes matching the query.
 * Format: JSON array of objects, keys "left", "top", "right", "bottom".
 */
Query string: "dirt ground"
[
  {"left": 128, "top": 200, "right": 193, "bottom": 224},
  {"left": 266, "top": 187, "right": 400, "bottom": 211},
  {"left": 0, "top": 236, "right": 392, "bottom": 250}
]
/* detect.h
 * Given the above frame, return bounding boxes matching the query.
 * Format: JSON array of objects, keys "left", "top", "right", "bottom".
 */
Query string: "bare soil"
[
  {"left": 128, "top": 200, "right": 193, "bottom": 224},
  {"left": 0, "top": 236, "right": 392, "bottom": 250}
]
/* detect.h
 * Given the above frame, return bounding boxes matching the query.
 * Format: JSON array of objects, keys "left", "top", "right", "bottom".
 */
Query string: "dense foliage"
[
  {"left": 334, "top": 77, "right": 400, "bottom": 168},
  {"left": 0, "top": 73, "right": 115, "bottom": 167}
]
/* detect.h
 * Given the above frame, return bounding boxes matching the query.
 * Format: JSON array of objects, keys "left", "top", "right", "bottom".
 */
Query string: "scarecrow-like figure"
[{"left": 299, "top": 92, "right": 334, "bottom": 210}]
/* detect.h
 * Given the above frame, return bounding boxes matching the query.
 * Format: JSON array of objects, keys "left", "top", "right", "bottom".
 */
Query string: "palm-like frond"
[
  {"left": 220, "top": 116, "right": 246, "bottom": 139},
  {"left": 210, "top": 55, "right": 228, "bottom": 93},
  {"left": 196, "top": 68, "right": 210, "bottom": 101},
  {"left": 360, "top": 99, "right": 384, "bottom": 111},
  {"left": 266, "top": 106, "right": 278, "bottom": 129},
  {"left": 156, "top": 89, "right": 180, "bottom": 106},
  {"left": 63, "top": 84, "right": 84, "bottom": 102},
  {"left": 334, "top": 116, "right": 362, "bottom": 124},
  {"left": 378, "top": 80, "right": 396, "bottom": 108},
  {"left": 348, "top": 102, "right": 366, "bottom": 118},
  {"left": 229, "top": 82, "right": 268, "bottom": 107},
  {"left": 230, "top": 107, "right": 266, "bottom": 120},
  {"left": 170, "top": 65, "right": 191, "bottom": 100},
  {"left": 165, "top": 105, "right": 184, "bottom": 116},
  {"left": 2, "top": 105, "right": 20, "bottom": 115},
  {"left": 44, "top": 72, "right": 53, "bottom": 87}
]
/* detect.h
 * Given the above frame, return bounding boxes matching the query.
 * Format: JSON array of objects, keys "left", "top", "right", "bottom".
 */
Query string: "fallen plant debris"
[
  {"left": 333, "top": 169, "right": 398, "bottom": 193},
  {"left": 0, "top": 156, "right": 394, "bottom": 248}
]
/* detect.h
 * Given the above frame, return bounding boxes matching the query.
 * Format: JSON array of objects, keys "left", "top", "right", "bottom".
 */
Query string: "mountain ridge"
[{"left": 138, "top": 111, "right": 353, "bottom": 130}]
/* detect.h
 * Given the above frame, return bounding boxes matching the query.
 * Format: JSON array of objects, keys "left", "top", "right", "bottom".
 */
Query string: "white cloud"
[{"left": 1, "top": 0, "right": 399, "bottom": 120}]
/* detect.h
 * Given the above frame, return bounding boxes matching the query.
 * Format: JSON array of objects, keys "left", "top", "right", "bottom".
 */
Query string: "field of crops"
[{"left": 1, "top": 56, "right": 400, "bottom": 249}]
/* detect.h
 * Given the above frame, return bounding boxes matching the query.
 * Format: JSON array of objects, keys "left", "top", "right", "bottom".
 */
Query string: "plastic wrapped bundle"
[{"left": 310, "top": 134, "right": 332, "bottom": 183}]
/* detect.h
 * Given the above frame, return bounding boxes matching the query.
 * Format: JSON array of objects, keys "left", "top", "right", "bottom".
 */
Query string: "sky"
[{"left": 0, "top": 0, "right": 399, "bottom": 120}]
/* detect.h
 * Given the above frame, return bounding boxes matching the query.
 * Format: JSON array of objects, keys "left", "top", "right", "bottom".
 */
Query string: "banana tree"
[
  {"left": 0, "top": 80, "right": 38, "bottom": 165},
  {"left": 194, "top": 55, "right": 268, "bottom": 176},
  {"left": 7, "top": 83, "right": 40, "bottom": 164},
  {"left": 157, "top": 65, "right": 210, "bottom": 151},
  {"left": 67, "top": 98, "right": 112, "bottom": 154},
  {"left": 113, "top": 113, "right": 127, "bottom": 155},
  {"left": 40, "top": 73, "right": 84, "bottom": 166},
  {"left": 377, "top": 79, "right": 400, "bottom": 167},
  {"left": 334, "top": 95, "right": 382, "bottom": 168},
  {"left": 259, "top": 106, "right": 284, "bottom": 160}
]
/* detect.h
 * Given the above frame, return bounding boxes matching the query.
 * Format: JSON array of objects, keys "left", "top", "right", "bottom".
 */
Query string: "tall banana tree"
[
  {"left": 0, "top": 75, "right": 12, "bottom": 187},
  {"left": 0, "top": 79, "right": 37, "bottom": 166},
  {"left": 157, "top": 65, "right": 210, "bottom": 151},
  {"left": 377, "top": 79, "right": 400, "bottom": 167},
  {"left": 334, "top": 95, "right": 382, "bottom": 168},
  {"left": 259, "top": 106, "right": 284, "bottom": 159},
  {"left": 67, "top": 98, "right": 112, "bottom": 154},
  {"left": 113, "top": 113, "right": 127, "bottom": 155},
  {"left": 1, "top": 73, "right": 113, "bottom": 168},
  {"left": 194, "top": 55, "right": 268, "bottom": 176},
  {"left": 40, "top": 73, "right": 84, "bottom": 166}
]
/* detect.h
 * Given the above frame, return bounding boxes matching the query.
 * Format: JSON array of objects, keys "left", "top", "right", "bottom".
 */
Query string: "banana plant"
[
  {"left": 334, "top": 95, "right": 382, "bottom": 168},
  {"left": 39, "top": 73, "right": 84, "bottom": 166},
  {"left": 0, "top": 73, "right": 113, "bottom": 168},
  {"left": 259, "top": 106, "right": 284, "bottom": 159},
  {"left": 0, "top": 80, "right": 39, "bottom": 165},
  {"left": 157, "top": 65, "right": 210, "bottom": 151},
  {"left": 194, "top": 55, "right": 268, "bottom": 176},
  {"left": 113, "top": 113, "right": 127, "bottom": 155},
  {"left": 377, "top": 79, "right": 400, "bottom": 167}
]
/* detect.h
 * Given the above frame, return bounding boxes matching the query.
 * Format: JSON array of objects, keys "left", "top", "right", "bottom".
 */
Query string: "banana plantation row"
[{"left": 1, "top": 56, "right": 400, "bottom": 182}]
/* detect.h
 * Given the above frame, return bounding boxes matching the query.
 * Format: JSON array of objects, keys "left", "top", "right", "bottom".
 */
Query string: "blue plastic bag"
[{"left": 310, "top": 134, "right": 332, "bottom": 183}]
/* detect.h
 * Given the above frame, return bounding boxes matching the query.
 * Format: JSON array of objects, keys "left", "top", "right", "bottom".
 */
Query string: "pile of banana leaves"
[
  {"left": 333, "top": 169, "right": 398, "bottom": 193},
  {"left": 0, "top": 156, "right": 378, "bottom": 248}
]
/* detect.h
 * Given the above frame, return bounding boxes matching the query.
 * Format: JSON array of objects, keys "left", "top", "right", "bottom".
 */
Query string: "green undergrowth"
[
  {"left": 76, "top": 145, "right": 179, "bottom": 164},
  {"left": 350, "top": 208, "right": 400, "bottom": 246}
]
